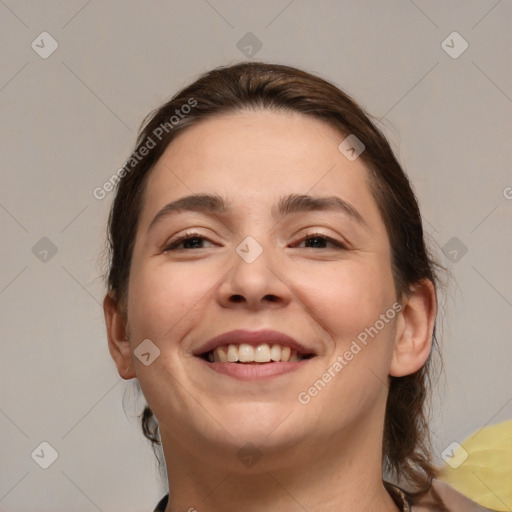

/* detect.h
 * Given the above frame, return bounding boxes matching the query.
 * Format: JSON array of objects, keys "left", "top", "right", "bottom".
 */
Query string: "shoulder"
[{"left": 411, "top": 479, "right": 499, "bottom": 511}]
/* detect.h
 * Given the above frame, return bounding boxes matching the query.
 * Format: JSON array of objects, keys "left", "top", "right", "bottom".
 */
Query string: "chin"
[{"left": 206, "top": 403, "right": 312, "bottom": 450}]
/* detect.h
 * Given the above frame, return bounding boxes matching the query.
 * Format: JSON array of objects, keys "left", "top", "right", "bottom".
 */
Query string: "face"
[{"left": 118, "top": 110, "right": 404, "bottom": 469}]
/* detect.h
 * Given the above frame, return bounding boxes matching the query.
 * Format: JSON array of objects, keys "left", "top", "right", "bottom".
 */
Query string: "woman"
[{"left": 103, "top": 62, "right": 495, "bottom": 511}]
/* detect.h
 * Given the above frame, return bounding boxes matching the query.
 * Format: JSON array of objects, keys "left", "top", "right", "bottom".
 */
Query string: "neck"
[{"left": 160, "top": 404, "right": 400, "bottom": 512}]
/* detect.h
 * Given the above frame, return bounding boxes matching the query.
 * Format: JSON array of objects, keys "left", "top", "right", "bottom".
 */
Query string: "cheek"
[
  {"left": 292, "top": 261, "right": 398, "bottom": 423},
  {"left": 126, "top": 261, "right": 220, "bottom": 342},
  {"left": 288, "top": 259, "right": 396, "bottom": 345}
]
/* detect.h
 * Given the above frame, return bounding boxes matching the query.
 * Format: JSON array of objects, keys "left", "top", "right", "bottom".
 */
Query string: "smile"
[
  {"left": 194, "top": 329, "right": 317, "bottom": 380},
  {"left": 204, "top": 343, "right": 314, "bottom": 363}
]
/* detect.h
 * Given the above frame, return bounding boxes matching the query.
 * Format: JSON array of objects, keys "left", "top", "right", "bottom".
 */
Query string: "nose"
[{"left": 216, "top": 240, "right": 292, "bottom": 310}]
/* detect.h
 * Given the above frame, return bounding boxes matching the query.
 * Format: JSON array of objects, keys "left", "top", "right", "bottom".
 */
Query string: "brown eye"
[
  {"left": 294, "top": 233, "right": 346, "bottom": 250},
  {"left": 164, "top": 233, "right": 216, "bottom": 251},
  {"left": 304, "top": 236, "right": 329, "bottom": 248}
]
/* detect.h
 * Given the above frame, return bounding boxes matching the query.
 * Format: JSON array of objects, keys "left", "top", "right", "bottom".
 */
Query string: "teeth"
[
  {"left": 289, "top": 351, "right": 301, "bottom": 362},
  {"left": 209, "top": 343, "right": 306, "bottom": 363},
  {"left": 254, "top": 343, "right": 271, "bottom": 362},
  {"left": 217, "top": 346, "right": 227, "bottom": 362},
  {"left": 270, "top": 344, "right": 281, "bottom": 361},
  {"left": 227, "top": 344, "right": 239, "bottom": 362},
  {"left": 238, "top": 343, "right": 254, "bottom": 362}
]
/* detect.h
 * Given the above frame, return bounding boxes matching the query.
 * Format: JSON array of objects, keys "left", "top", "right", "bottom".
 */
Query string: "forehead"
[{"left": 141, "top": 110, "right": 383, "bottom": 228}]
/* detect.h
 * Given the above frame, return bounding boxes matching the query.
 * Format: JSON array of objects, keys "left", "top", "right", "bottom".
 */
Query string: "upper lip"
[{"left": 194, "top": 329, "right": 315, "bottom": 357}]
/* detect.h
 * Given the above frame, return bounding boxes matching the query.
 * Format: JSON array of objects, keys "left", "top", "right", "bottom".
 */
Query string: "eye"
[
  {"left": 163, "top": 232, "right": 217, "bottom": 251},
  {"left": 293, "top": 233, "right": 346, "bottom": 249}
]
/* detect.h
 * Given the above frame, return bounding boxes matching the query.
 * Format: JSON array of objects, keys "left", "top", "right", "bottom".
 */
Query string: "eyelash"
[
  {"left": 163, "top": 231, "right": 347, "bottom": 251},
  {"left": 163, "top": 232, "right": 216, "bottom": 251},
  {"left": 295, "top": 232, "right": 347, "bottom": 250}
]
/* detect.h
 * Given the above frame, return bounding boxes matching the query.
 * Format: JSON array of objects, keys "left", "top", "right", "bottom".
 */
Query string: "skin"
[{"left": 105, "top": 110, "right": 436, "bottom": 512}]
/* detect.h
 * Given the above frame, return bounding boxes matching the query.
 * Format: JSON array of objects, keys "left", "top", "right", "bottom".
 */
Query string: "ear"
[
  {"left": 390, "top": 279, "right": 436, "bottom": 377},
  {"left": 104, "top": 292, "right": 136, "bottom": 380}
]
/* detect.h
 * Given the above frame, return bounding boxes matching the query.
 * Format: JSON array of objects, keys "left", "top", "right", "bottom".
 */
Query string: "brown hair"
[{"left": 105, "top": 62, "right": 443, "bottom": 502}]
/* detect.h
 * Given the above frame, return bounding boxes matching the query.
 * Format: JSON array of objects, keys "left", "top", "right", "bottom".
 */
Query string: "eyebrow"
[
  {"left": 147, "top": 192, "right": 367, "bottom": 233},
  {"left": 147, "top": 194, "right": 228, "bottom": 233},
  {"left": 275, "top": 194, "right": 367, "bottom": 227}
]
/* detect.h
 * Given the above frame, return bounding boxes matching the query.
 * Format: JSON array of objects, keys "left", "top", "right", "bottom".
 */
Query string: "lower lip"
[{"left": 199, "top": 359, "right": 309, "bottom": 380}]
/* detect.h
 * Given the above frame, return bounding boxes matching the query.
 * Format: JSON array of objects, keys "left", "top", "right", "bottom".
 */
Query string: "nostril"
[{"left": 228, "top": 294, "right": 282, "bottom": 305}]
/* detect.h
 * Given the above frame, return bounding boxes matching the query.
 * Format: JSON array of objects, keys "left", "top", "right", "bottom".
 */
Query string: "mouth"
[
  {"left": 200, "top": 343, "right": 315, "bottom": 364},
  {"left": 194, "top": 329, "right": 317, "bottom": 380}
]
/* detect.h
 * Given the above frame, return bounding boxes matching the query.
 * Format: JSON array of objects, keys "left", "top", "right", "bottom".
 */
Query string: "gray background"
[{"left": 1, "top": 1, "right": 511, "bottom": 511}]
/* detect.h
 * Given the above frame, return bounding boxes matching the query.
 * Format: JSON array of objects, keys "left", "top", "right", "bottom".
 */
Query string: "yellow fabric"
[{"left": 437, "top": 419, "right": 512, "bottom": 511}]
